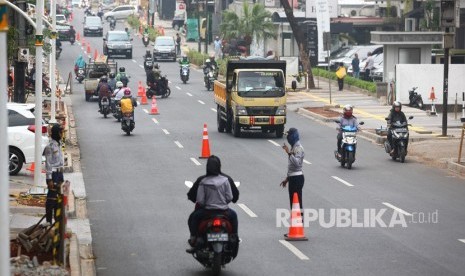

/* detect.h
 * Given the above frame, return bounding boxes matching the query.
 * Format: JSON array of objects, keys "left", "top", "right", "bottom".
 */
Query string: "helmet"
[
  {"left": 100, "top": 76, "right": 107, "bottom": 82},
  {"left": 124, "top": 88, "right": 131, "bottom": 96},
  {"left": 182, "top": 55, "right": 188, "bottom": 62},
  {"left": 343, "top": 104, "right": 353, "bottom": 117},
  {"left": 205, "top": 59, "right": 211, "bottom": 63},
  {"left": 392, "top": 101, "right": 402, "bottom": 111},
  {"left": 109, "top": 73, "right": 115, "bottom": 78},
  {"left": 154, "top": 63, "right": 159, "bottom": 69},
  {"left": 119, "top": 67, "right": 125, "bottom": 73},
  {"left": 116, "top": 81, "right": 123, "bottom": 88}
]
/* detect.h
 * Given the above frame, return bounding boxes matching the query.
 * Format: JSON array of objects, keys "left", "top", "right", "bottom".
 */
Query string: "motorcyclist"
[
  {"left": 186, "top": 155, "right": 239, "bottom": 251},
  {"left": 56, "top": 39, "right": 63, "bottom": 56},
  {"left": 68, "top": 26, "right": 76, "bottom": 41},
  {"left": 143, "top": 50, "right": 153, "bottom": 72},
  {"left": 108, "top": 73, "right": 117, "bottom": 91},
  {"left": 125, "top": 27, "right": 130, "bottom": 38},
  {"left": 74, "top": 55, "right": 86, "bottom": 77},
  {"left": 386, "top": 101, "right": 408, "bottom": 154},
  {"left": 96, "top": 75, "right": 112, "bottom": 112},
  {"left": 146, "top": 63, "right": 161, "bottom": 92},
  {"left": 120, "top": 87, "right": 138, "bottom": 118},
  {"left": 203, "top": 56, "right": 218, "bottom": 85},
  {"left": 116, "top": 67, "right": 129, "bottom": 87},
  {"left": 112, "top": 81, "right": 125, "bottom": 101},
  {"left": 336, "top": 105, "right": 359, "bottom": 156},
  {"left": 178, "top": 55, "right": 190, "bottom": 76},
  {"left": 109, "top": 17, "right": 116, "bottom": 29}
]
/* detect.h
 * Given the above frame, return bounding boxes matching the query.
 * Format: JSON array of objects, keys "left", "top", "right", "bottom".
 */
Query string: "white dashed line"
[
  {"left": 168, "top": 80, "right": 172, "bottom": 84},
  {"left": 132, "top": 59, "right": 137, "bottom": 63},
  {"left": 237, "top": 203, "right": 257, "bottom": 218},
  {"left": 303, "top": 159, "right": 311, "bottom": 165},
  {"left": 162, "top": 129, "right": 170, "bottom": 135},
  {"left": 186, "top": 92, "right": 193, "bottom": 97},
  {"left": 190, "top": 158, "right": 201, "bottom": 166},
  {"left": 174, "top": 141, "right": 184, "bottom": 148},
  {"left": 268, "top": 140, "right": 281, "bottom": 147},
  {"left": 185, "top": 181, "right": 193, "bottom": 188},
  {"left": 198, "top": 100, "right": 205, "bottom": 105},
  {"left": 382, "top": 202, "right": 412, "bottom": 216},
  {"left": 234, "top": 182, "right": 240, "bottom": 187},
  {"left": 152, "top": 118, "right": 159, "bottom": 124},
  {"left": 139, "top": 65, "right": 144, "bottom": 69},
  {"left": 331, "top": 176, "right": 354, "bottom": 187},
  {"left": 96, "top": 267, "right": 107, "bottom": 270},
  {"left": 87, "top": 199, "right": 106, "bottom": 203},
  {"left": 279, "top": 240, "right": 309, "bottom": 260},
  {"left": 143, "top": 109, "right": 148, "bottom": 114},
  {"left": 176, "top": 86, "right": 181, "bottom": 90},
  {"left": 211, "top": 108, "right": 217, "bottom": 113},
  {"left": 137, "top": 101, "right": 140, "bottom": 105},
  {"left": 459, "top": 239, "right": 465, "bottom": 244}
]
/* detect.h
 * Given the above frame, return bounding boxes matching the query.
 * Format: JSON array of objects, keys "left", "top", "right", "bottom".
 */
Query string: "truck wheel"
[
  {"left": 275, "top": 125, "right": 284, "bottom": 138},
  {"left": 232, "top": 119, "right": 241, "bottom": 137},
  {"left": 217, "top": 106, "right": 225, "bottom": 133},
  {"left": 85, "top": 93, "right": 91, "bottom": 101}
]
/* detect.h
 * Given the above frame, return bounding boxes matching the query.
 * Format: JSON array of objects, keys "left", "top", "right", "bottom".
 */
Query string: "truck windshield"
[{"left": 237, "top": 71, "right": 284, "bottom": 97}]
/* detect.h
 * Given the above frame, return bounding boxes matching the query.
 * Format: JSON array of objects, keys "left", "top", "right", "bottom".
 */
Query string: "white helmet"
[
  {"left": 205, "top": 59, "right": 211, "bottom": 63},
  {"left": 116, "top": 81, "right": 123, "bottom": 88}
]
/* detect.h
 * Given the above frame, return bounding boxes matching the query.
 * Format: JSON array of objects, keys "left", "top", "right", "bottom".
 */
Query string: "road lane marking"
[
  {"left": 211, "top": 108, "right": 217, "bottom": 113},
  {"left": 382, "top": 202, "right": 412, "bottom": 216},
  {"left": 96, "top": 267, "right": 107, "bottom": 270},
  {"left": 87, "top": 199, "right": 106, "bottom": 203},
  {"left": 331, "top": 176, "right": 354, "bottom": 187},
  {"left": 137, "top": 101, "right": 140, "bottom": 105},
  {"left": 190, "top": 158, "right": 201, "bottom": 166},
  {"left": 132, "top": 59, "right": 137, "bottom": 63},
  {"left": 279, "top": 240, "right": 309, "bottom": 260},
  {"left": 237, "top": 203, "right": 257, "bottom": 218},
  {"left": 185, "top": 181, "right": 193, "bottom": 188},
  {"left": 152, "top": 118, "right": 159, "bottom": 124},
  {"left": 176, "top": 86, "right": 181, "bottom": 90},
  {"left": 234, "top": 182, "right": 240, "bottom": 187},
  {"left": 198, "top": 100, "right": 205, "bottom": 105},
  {"left": 186, "top": 92, "right": 193, "bottom": 97},
  {"left": 268, "top": 140, "right": 281, "bottom": 147},
  {"left": 174, "top": 141, "right": 184, "bottom": 148},
  {"left": 459, "top": 239, "right": 465, "bottom": 244},
  {"left": 162, "top": 129, "right": 170, "bottom": 135},
  {"left": 168, "top": 80, "right": 172, "bottom": 84},
  {"left": 139, "top": 65, "right": 144, "bottom": 69},
  {"left": 303, "top": 159, "right": 311, "bottom": 165},
  {"left": 143, "top": 109, "right": 148, "bottom": 114}
]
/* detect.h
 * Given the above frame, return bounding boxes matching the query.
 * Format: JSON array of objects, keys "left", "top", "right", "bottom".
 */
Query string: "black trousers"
[
  {"left": 288, "top": 175, "right": 304, "bottom": 210},
  {"left": 364, "top": 69, "right": 371, "bottom": 81},
  {"left": 46, "top": 171, "right": 63, "bottom": 224},
  {"left": 337, "top": 78, "right": 344, "bottom": 91},
  {"left": 188, "top": 208, "right": 238, "bottom": 236},
  {"left": 337, "top": 133, "right": 343, "bottom": 153}
]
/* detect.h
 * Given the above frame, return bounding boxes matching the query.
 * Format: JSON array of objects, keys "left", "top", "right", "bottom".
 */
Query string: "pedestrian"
[
  {"left": 44, "top": 124, "right": 65, "bottom": 225},
  {"left": 351, "top": 53, "right": 360, "bottom": 79},
  {"left": 336, "top": 62, "right": 346, "bottom": 91},
  {"left": 280, "top": 128, "right": 305, "bottom": 212},
  {"left": 175, "top": 33, "right": 182, "bottom": 56},
  {"left": 364, "top": 52, "right": 374, "bottom": 81},
  {"left": 214, "top": 36, "right": 222, "bottom": 59}
]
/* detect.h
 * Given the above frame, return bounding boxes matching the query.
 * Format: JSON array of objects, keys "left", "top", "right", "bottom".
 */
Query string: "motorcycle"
[
  {"left": 100, "top": 96, "right": 110, "bottom": 118},
  {"left": 121, "top": 112, "right": 135, "bottom": 135},
  {"left": 69, "top": 35, "right": 75, "bottom": 45},
  {"left": 408, "top": 87, "right": 424, "bottom": 109},
  {"left": 204, "top": 65, "right": 217, "bottom": 91},
  {"left": 76, "top": 67, "right": 85, "bottom": 83},
  {"left": 146, "top": 76, "right": 171, "bottom": 99},
  {"left": 180, "top": 64, "right": 189, "bottom": 84},
  {"left": 334, "top": 121, "right": 364, "bottom": 169},
  {"left": 109, "top": 18, "right": 116, "bottom": 31},
  {"left": 384, "top": 116, "right": 414, "bottom": 163},
  {"left": 186, "top": 214, "right": 239, "bottom": 275},
  {"left": 142, "top": 33, "right": 149, "bottom": 47},
  {"left": 111, "top": 98, "right": 122, "bottom": 122},
  {"left": 143, "top": 57, "right": 153, "bottom": 72},
  {"left": 25, "top": 74, "right": 51, "bottom": 94}
]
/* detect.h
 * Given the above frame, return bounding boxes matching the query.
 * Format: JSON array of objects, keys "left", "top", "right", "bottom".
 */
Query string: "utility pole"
[
  {"left": 442, "top": 28, "right": 450, "bottom": 136},
  {"left": 197, "top": 0, "right": 201, "bottom": 52},
  {"left": 13, "top": 0, "right": 27, "bottom": 103},
  {"left": 34, "top": 0, "right": 44, "bottom": 187},
  {"left": 204, "top": 0, "right": 208, "bottom": 54},
  {"left": 50, "top": 0, "right": 57, "bottom": 124},
  {"left": 0, "top": 2, "right": 11, "bottom": 274}
]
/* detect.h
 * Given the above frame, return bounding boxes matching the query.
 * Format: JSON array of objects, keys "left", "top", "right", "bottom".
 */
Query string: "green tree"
[{"left": 220, "top": 2, "right": 277, "bottom": 54}]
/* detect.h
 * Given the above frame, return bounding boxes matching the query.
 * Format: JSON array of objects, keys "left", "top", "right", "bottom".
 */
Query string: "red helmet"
[
  {"left": 124, "top": 88, "right": 131, "bottom": 96},
  {"left": 343, "top": 104, "right": 353, "bottom": 118}
]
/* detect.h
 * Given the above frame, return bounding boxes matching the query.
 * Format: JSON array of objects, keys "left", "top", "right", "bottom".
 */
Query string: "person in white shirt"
[
  {"left": 112, "top": 81, "right": 125, "bottom": 101},
  {"left": 364, "top": 52, "right": 374, "bottom": 81}
]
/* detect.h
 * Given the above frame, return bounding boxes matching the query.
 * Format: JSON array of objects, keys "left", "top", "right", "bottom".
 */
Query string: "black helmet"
[
  {"left": 100, "top": 76, "right": 107, "bottom": 82},
  {"left": 109, "top": 73, "right": 115, "bottom": 78},
  {"left": 206, "top": 155, "right": 221, "bottom": 176},
  {"left": 119, "top": 67, "right": 125, "bottom": 73},
  {"left": 392, "top": 101, "right": 402, "bottom": 111},
  {"left": 154, "top": 63, "right": 159, "bottom": 69}
]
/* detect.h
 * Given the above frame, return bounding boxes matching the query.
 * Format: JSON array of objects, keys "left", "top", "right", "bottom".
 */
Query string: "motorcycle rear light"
[
  {"left": 213, "top": 219, "right": 222, "bottom": 227},
  {"left": 28, "top": 125, "right": 48, "bottom": 134}
]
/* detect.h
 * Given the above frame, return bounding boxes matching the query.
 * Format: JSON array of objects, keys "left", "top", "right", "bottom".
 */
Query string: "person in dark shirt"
[{"left": 387, "top": 101, "right": 408, "bottom": 154}]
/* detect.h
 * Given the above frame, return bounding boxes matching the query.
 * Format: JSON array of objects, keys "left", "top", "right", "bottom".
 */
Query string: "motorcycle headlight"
[
  {"left": 236, "top": 105, "right": 247, "bottom": 116},
  {"left": 276, "top": 106, "right": 286, "bottom": 116}
]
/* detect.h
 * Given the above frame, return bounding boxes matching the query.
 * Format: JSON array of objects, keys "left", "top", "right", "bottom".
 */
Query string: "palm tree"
[{"left": 220, "top": 2, "right": 277, "bottom": 55}]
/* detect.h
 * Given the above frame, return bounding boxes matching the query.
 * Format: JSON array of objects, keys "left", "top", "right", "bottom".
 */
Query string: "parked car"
[
  {"left": 153, "top": 36, "right": 176, "bottom": 62},
  {"left": 104, "top": 5, "right": 137, "bottom": 21},
  {"left": 101, "top": 0, "right": 116, "bottom": 11},
  {"left": 8, "top": 103, "right": 49, "bottom": 175},
  {"left": 330, "top": 45, "right": 382, "bottom": 71},
  {"left": 83, "top": 16, "right": 103, "bottom": 36},
  {"left": 103, "top": 30, "right": 133, "bottom": 59},
  {"left": 71, "top": 0, "right": 81, "bottom": 8},
  {"left": 348, "top": 52, "right": 384, "bottom": 79}
]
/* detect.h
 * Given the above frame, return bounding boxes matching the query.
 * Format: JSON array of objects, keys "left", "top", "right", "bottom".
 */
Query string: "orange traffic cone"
[
  {"left": 199, "top": 123, "right": 211, "bottom": 159},
  {"left": 150, "top": 98, "right": 159, "bottom": 115},
  {"left": 26, "top": 162, "right": 46, "bottom": 174},
  {"left": 140, "top": 94, "right": 148, "bottom": 105},
  {"left": 137, "top": 81, "right": 143, "bottom": 97},
  {"left": 285, "top": 193, "right": 308, "bottom": 241},
  {"left": 429, "top": 87, "right": 437, "bottom": 115},
  {"left": 81, "top": 38, "right": 86, "bottom": 47},
  {"left": 93, "top": 49, "right": 98, "bottom": 60},
  {"left": 86, "top": 44, "right": 91, "bottom": 54},
  {"left": 76, "top": 32, "right": 80, "bottom": 42}
]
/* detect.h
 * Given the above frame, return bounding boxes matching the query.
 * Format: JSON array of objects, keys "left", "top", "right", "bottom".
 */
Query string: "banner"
[{"left": 315, "top": 0, "right": 330, "bottom": 63}]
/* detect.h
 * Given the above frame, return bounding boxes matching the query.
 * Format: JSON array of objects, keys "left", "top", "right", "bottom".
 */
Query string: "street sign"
[{"left": 35, "top": 35, "right": 44, "bottom": 46}]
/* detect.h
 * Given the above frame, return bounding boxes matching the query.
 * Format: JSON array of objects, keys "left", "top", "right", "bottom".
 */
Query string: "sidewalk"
[{"left": 287, "top": 77, "right": 465, "bottom": 176}]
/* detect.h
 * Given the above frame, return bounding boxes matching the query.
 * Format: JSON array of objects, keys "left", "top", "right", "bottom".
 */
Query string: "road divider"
[
  {"left": 237, "top": 203, "right": 257, "bottom": 218},
  {"left": 382, "top": 202, "right": 412, "bottom": 216},
  {"left": 278, "top": 240, "right": 309, "bottom": 260},
  {"left": 331, "top": 176, "right": 354, "bottom": 187}
]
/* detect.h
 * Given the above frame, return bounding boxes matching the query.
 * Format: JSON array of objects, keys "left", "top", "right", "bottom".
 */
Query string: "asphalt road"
[{"left": 57, "top": 8, "right": 465, "bottom": 276}]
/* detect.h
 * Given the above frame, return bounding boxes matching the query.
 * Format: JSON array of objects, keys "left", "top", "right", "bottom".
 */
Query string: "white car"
[
  {"left": 56, "top": 14, "right": 67, "bottom": 24},
  {"left": 8, "top": 103, "right": 49, "bottom": 175},
  {"left": 104, "top": 5, "right": 137, "bottom": 21}
]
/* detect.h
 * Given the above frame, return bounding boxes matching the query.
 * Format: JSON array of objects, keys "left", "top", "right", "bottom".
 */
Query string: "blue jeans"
[{"left": 353, "top": 71, "right": 360, "bottom": 79}]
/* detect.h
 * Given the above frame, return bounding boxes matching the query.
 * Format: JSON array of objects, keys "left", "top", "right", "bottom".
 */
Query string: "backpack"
[{"left": 120, "top": 97, "right": 134, "bottom": 113}]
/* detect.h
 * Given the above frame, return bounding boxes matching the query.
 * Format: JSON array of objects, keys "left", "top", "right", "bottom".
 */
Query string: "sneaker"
[{"left": 185, "top": 247, "right": 195, "bottom": 254}]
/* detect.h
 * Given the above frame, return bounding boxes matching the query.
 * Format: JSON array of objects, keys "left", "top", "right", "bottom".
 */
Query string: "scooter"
[
  {"left": 384, "top": 116, "right": 414, "bottom": 163},
  {"left": 100, "top": 96, "right": 110, "bottom": 118},
  {"left": 334, "top": 121, "right": 364, "bottom": 169},
  {"left": 111, "top": 98, "right": 122, "bottom": 122},
  {"left": 76, "top": 67, "right": 85, "bottom": 83},
  {"left": 180, "top": 64, "right": 189, "bottom": 84},
  {"left": 204, "top": 65, "right": 217, "bottom": 91},
  {"left": 408, "top": 87, "right": 424, "bottom": 109},
  {"left": 142, "top": 33, "right": 149, "bottom": 47},
  {"left": 146, "top": 76, "right": 171, "bottom": 99},
  {"left": 121, "top": 112, "right": 135, "bottom": 135},
  {"left": 186, "top": 214, "right": 239, "bottom": 275},
  {"left": 25, "top": 74, "right": 51, "bottom": 94},
  {"left": 69, "top": 36, "right": 75, "bottom": 45}
]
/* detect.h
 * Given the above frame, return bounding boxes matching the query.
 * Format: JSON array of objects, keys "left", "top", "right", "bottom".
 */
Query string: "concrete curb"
[{"left": 446, "top": 159, "right": 465, "bottom": 176}]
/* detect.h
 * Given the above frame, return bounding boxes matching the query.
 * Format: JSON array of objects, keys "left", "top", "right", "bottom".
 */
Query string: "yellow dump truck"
[{"left": 214, "top": 59, "right": 287, "bottom": 137}]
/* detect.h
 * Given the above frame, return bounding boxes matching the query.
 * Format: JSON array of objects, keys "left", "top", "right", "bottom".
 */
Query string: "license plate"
[
  {"left": 395, "top": 128, "right": 408, "bottom": 133},
  {"left": 102, "top": 101, "right": 109, "bottom": 106},
  {"left": 255, "top": 118, "right": 269, "bottom": 123},
  {"left": 207, "top": 233, "right": 229, "bottom": 242}
]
